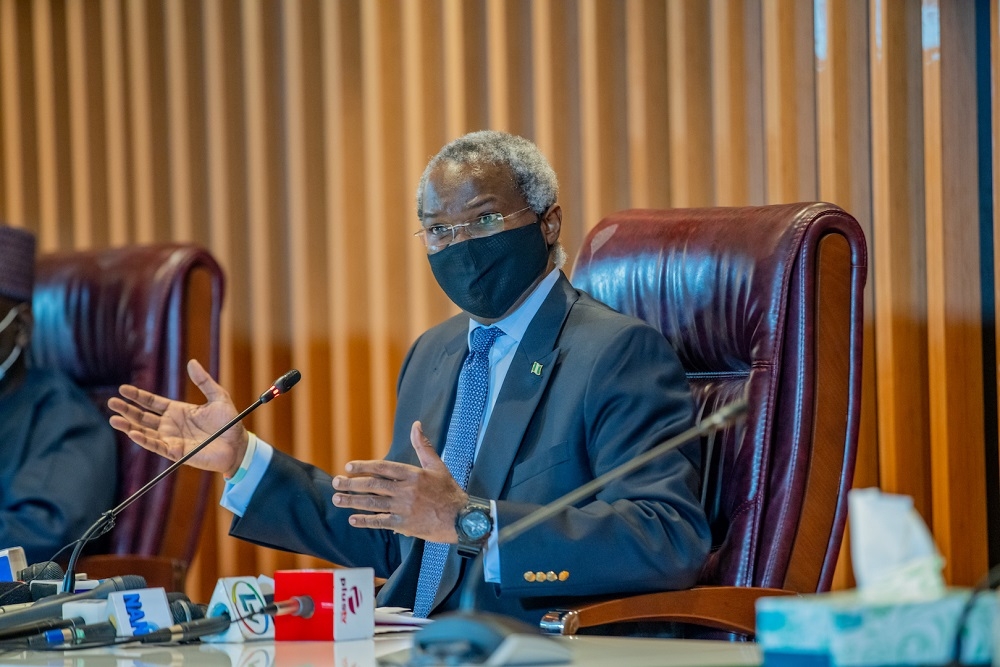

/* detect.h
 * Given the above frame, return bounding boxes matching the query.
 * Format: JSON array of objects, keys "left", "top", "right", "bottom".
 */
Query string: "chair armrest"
[
  {"left": 539, "top": 586, "right": 798, "bottom": 637},
  {"left": 78, "top": 554, "right": 187, "bottom": 594}
]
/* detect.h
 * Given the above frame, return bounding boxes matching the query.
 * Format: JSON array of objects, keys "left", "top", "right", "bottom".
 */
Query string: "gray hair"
[{"left": 416, "top": 130, "right": 559, "bottom": 219}]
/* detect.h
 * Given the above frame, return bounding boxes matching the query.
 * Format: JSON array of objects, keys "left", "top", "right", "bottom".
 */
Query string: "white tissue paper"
[
  {"left": 756, "top": 488, "right": 995, "bottom": 666},
  {"left": 849, "top": 487, "right": 945, "bottom": 601}
]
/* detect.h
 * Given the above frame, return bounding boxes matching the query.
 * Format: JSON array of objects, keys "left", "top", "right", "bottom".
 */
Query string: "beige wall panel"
[
  {"left": 200, "top": 0, "right": 250, "bottom": 595},
  {"left": 531, "top": 0, "right": 584, "bottom": 260},
  {"left": 240, "top": 0, "right": 297, "bottom": 578},
  {"left": 321, "top": 0, "right": 374, "bottom": 485},
  {"left": 763, "top": 0, "right": 818, "bottom": 203},
  {"left": 0, "top": 0, "right": 25, "bottom": 225},
  {"left": 403, "top": 1, "right": 454, "bottom": 343},
  {"left": 710, "top": 0, "right": 765, "bottom": 207},
  {"left": 31, "top": 0, "right": 59, "bottom": 250},
  {"left": 625, "top": 0, "right": 669, "bottom": 209},
  {"left": 923, "top": 0, "right": 988, "bottom": 587},
  {"left": 361, "top": 0, "right": 409, "bottom": 455},
  {"left": 284, "top": 0, "right": 330, "bottom": 480},
  {"left": 125, "top": 0, "right": 156, "bottom": 243},
  {"left": 579, "top": 0, "right": 628, "bottom": 235},
  {"left": 283, "top": 0, "right": 332, "bottom": 571},
  {"left": 165, "top": 0, "right": 193, "bottom": 241},
  {"left": 667, "top": 0, "right": 713, "bottom": 207},
  {"left": 100, "top": 0, "right": 129, "bottom": 246},
  {"left": 870, "top": 0, "right": 930, "bottom": 529},
  {"left": 817, "top": 0, "right": 876, "bottom": 591},
  {"left": 65, "top": 0, "right": 93, "bottom": 247}
]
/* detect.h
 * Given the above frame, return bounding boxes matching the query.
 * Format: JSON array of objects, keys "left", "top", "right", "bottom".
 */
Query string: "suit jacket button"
[
  {"left": 558, "top": 571, "right": 570, "bottom": 581},
  {"left": 535, "top": 571, "right": 546, "bottom": 582},
  {"left": 545, "top": 571, "right": 557, "bottom": 582},
  {"left": 523, "top": 571, "right": 536, "bottom": 582}
]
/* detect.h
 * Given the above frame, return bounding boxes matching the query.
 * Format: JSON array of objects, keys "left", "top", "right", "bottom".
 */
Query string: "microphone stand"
[
  {"left": 61, "top": 370, "right": 302, "bottom": 594},
  {"left": 413, "top": 398, "right": 748, "bottom": 664}
]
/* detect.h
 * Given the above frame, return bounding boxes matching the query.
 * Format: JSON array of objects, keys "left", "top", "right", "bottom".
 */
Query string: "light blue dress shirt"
[{"left": 221, "top": 267, "right": 562, "bottom": 584}]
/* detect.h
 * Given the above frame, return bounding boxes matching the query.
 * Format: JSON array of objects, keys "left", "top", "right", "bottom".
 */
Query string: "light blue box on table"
[{"left": 755, "top": 589, "right": 995, "bottom": 667}]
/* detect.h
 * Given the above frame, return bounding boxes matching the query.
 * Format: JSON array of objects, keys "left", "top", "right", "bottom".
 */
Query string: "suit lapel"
[
  {"left": 432, "top": 277, "right": 579, "bottom": 609},
  {"left": 468, "top": 274, "right": 578, "bottom": 499}
]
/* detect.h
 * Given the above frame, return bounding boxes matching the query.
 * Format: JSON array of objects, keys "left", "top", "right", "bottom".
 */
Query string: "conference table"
[{"left": 0, "top": 634, "right": 763, "bottom": 666}]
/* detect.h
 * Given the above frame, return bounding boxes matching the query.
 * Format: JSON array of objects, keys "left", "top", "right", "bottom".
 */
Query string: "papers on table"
[{"left": 374, "top": 607, "right": 433, "bottom": 634}]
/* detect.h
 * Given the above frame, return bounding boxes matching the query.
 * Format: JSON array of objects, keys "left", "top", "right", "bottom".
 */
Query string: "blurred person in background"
[{"left": 0, "top": 225, "right": 116, "bottom": 563}]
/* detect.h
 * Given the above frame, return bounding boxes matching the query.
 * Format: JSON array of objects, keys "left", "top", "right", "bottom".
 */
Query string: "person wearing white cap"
[{"left": 0, "top": 225, "right": 116, "bottom": 564}]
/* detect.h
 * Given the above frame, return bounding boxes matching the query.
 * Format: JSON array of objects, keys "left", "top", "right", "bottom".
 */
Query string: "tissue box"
[{"left": 756, "top": 589, "right": 995, "bottom": 667}]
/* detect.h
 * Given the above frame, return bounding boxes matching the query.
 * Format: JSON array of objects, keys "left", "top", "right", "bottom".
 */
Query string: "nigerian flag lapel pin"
[{"left": 530, "top": 361, "right": 543, "bottom": 376}]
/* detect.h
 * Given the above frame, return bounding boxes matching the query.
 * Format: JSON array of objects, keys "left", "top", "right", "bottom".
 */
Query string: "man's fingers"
[
  {"left": 109, "top": 417, "right": 171, "bottom": 457},
  {"left": 409, "top": 421, "right": 446, "bottom": 471},
  {"left": 346, "top": 512, "right": 397, "bottom": 530},
  {"left": 115, "top": 385, "right": 171, "bottom": 416},
  {"left": 342, "top": 459, "right": 411, "bottom": 481},
  {"left": 187, "top": 359, "right": 229, "bottom": 403},
  {"left": 107, "top": 396, "right": 162, "bottom": 430},
  {"left": 332, "top": 492, "right": 393, "bottom": 513}
]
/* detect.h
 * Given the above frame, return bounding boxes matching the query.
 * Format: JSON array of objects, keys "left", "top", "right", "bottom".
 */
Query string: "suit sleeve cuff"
[
  {"left": 483, "top": 499, "right": 500, "bottom": 583},
  {"left": 220, "top": 433, "right": 274, "bottom": 516}
]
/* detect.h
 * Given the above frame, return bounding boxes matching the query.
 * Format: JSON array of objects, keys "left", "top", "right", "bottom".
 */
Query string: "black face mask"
[{"left": 428, "top": 222, "right": 549, "bottom": 319}]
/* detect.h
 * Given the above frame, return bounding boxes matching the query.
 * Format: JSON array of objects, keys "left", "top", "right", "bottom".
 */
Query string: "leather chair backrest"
[
  {"left": 31, "top": 244, "right": 224, "bottom": 565},
  {"left": 571, "top": 203, "right": 867, "bottom": 593}
]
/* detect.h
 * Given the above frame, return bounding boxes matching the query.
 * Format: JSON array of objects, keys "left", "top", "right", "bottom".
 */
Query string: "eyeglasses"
[{"left": 414, "top": 206, "right": 534, "bottom": 253}]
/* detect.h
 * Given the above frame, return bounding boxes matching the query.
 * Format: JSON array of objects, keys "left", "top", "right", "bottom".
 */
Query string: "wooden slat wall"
[{"left": 1, "top": 0, "right": 997, "bottom": 601}]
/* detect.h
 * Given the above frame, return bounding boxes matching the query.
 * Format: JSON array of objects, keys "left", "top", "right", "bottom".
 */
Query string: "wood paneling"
[
  {"left": 870, "top": 0, "right": 930, "bottom": 527},
  {"left": 763, "top": 0, "right": 817, "bottom": 202},
  {"left": 922, "top": 0, "right": 988, "bottom": 586},
  {"left": 816, "top": 0, "right": 875, "bottom": 590},
  {"left": 1, "top": 0, "right": 996, "bottom": 601}
]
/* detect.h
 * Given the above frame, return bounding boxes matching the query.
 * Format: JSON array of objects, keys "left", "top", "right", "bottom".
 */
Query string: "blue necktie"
[{"left": 412, "top": 326, "right": 505, "bottom": 618}]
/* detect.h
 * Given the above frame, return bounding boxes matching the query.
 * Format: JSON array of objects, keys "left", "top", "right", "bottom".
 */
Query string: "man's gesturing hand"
[
  {"left": 331, "top": 421, "right": 467, "bottom": 543},
  {"left": 107, "top": 358, "right": 249, "bottom": 477}
]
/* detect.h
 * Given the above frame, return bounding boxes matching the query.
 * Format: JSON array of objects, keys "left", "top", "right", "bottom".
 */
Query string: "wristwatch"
[{"left": 455, "top": 496, "right": 493, "bottom": 558}]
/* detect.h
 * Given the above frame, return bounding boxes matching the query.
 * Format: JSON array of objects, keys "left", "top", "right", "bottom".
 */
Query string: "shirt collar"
[{"left": 466, "top": 268, "right": 561, "bottom": 348}]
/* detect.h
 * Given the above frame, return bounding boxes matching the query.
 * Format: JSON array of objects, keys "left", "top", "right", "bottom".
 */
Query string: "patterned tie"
[{"left": 412, "top": 325, "right": 505, "bottom": 618}]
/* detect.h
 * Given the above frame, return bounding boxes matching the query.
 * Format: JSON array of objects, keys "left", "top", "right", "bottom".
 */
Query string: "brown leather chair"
[
  {"left": 31, "top": 244, "right": 224, "bottom": 594},
  {"left": 541, "top": 203, "right": 867, "bottom": 638}
]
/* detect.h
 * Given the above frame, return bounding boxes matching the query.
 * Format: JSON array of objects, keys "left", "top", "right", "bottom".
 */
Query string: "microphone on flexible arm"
[
  {"left": 26, "top": 596, "right": 207, "bottom": 648},
  {"left": 0, "top": 575, "right": 146, "bottom": 634},
  {"left": 138, "top": 595, "right": 314, "bottom": 644},
  {"left": 410, "top": 398, "right": 750, "bottom": 666},
  {"left": 60, "top": 369, "right": 303, "bottom": 595}
]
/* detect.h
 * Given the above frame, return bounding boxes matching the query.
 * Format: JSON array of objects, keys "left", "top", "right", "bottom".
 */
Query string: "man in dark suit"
[
  {"left": 0, "top": 225, "right": 117, "bottom": 563},
  {"left": 109, "top": 130, "right": 710, "bottom": 623}
]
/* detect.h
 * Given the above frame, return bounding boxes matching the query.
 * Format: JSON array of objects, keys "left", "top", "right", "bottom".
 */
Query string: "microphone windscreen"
[
  {"left": 18, "top": 561, "right": 63, "bottom": 583},
  {"left": 170, "top": 599, "right": 206, "bottom": 623},
  {"left": 274, "top": 370, "right": 301, "bottom": 394},
  {"left": 101, "top": 575, "right": 147, "bottom": 593},
  {"left": 0, "top": 582, "right": 31, "bottom": 606}
]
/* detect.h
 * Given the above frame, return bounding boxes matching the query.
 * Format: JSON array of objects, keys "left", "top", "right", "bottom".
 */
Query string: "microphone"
[
  {"left": 0, "top": 560, "right": 60, "bottom": 607},
  {"left": 263, "top": 596, "right": 314, "bottom": 619},
  {"left": 411, "top": 398, "right": 749, "bottom": 666},
  {"left": 138, "top": 612, "right": 232, "bottom": 644},
  {"left": 18, "top": 561, "right": 63, "bottom": 585},
  {"left": 0, "top": 583, "right": 32, "bottom": 608},
  {"left": 27, "top": 597, "right": 206, "bottom": 647},
  {"left": 61, "top": 370, "right": 302, "bottom": 593},
  {"left": 0, "top": 575, "right": 146, "bottom": 631},
  {"left": 138, "top": 595, "right": 312, "bottom": 646},
  {"left": 0, "top": 616, "right": 85, "bottom": 644}
]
